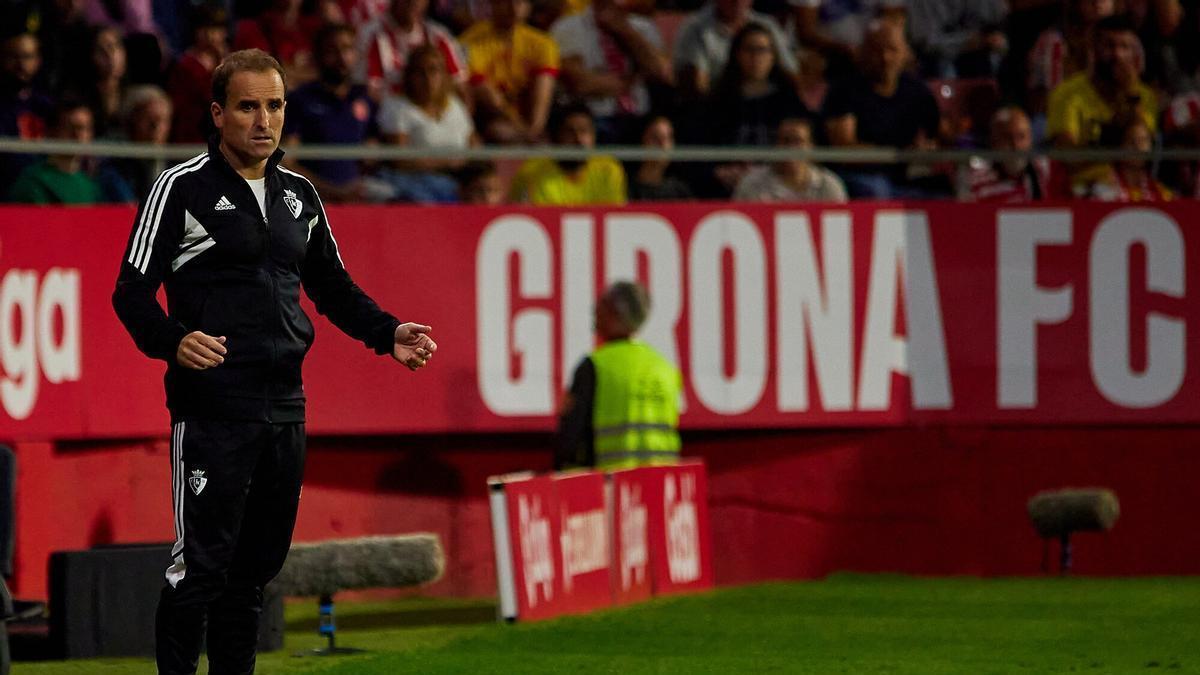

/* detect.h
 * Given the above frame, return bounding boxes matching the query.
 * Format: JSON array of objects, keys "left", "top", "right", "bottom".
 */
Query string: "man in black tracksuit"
[{"left": 112, "top": 49, "right": 437, "bottom": 674}]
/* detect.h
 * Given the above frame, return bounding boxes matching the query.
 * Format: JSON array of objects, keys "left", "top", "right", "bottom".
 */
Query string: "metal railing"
[{"left": 2, "top": 137, "right": 1199, "bottom": 164}]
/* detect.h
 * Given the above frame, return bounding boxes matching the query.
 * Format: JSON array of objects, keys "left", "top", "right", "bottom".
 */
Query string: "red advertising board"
[
  {"left": 489, "top": 474, "right": 563, "bottom": 621},
  {"left": 645, "top": 462, "right": 715, "bottom": 595},
  {"left": 4, "top": 203, "right": 1200, "bottom": 440},
  {"left": 490, "top": 463, "right": 712, "bottom": 621},
  {"left": 553, "top": 472, "right": 612, "bottom": 614},
  {"left": 610, "top": 469, "right": 654, "bottom": 605}
]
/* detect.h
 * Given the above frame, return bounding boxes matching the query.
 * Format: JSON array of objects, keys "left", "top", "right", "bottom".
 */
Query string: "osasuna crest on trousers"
[{"left": 189, "top": 469, "right": 207, "bottom": 495}]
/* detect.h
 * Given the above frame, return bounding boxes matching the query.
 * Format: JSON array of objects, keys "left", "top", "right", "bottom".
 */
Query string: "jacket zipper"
[
  {"left": 263, "top": 179, "right": 278, "bottom": 423},
  {"left": 237, "top": 171, "right": 278, "bottom": 421}
]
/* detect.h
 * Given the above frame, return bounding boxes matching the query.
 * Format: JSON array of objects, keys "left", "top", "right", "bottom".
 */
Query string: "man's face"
[
  {"left": 319, "top": 30, "right": 358, "bottom": 84},
  {"left": 93, "top": 28, "right": 126, "bottom": 80},
  {"left": 212, "top": 69, "right": 286, "bottom": 165},
  {"left": 556, "top": 112, "right": 595, "bottom": 148},
  {"left": 1, "top": 35, "right": 40, "bottom": 87},
  {"left": 1079, "top": 0, "right": 1115, "bottom": 24},
  {"left": 715, "top": 0, "right": 751, "bottom": 24},
  {"left": 196, "top": 25, "right": 229, "bottom": 59},
  {"left": 776, "top": 119, "right": 811, "bottom": 173},
  {"left": 54, "top": 107, "right": 94, "bottom": 142},
  {"left": 1094, "top": 29, "right": 1139, "bottom": 87},
  {"left": 490, "top": 0, "right": 530, "bottom": 30},
  {"left": 735, "top": 30, "right": 775, "bottom": 83},
  {"left": 391, "top": 0, "right": 429, "bottom": 24},
  {"left": 991, "top": 113, "right": 1032, "bottom": 152},
  {"left": 131, "top": 98, "right": 172, "bottom": 144},
  {"left": 777, "top": 119, "right": 811, "bottom": 149},
  {"left": 464, "top": 173, "right": 505, "bottom": 205},
  {"left": 990, "top": 110, "right": 1032, "bottom": 176},
  {"left": 863, "top": 25, "right": 908, "bottom": 82},
  {"left": 642, "top": 118, "right": 674, "bottom": 149}
]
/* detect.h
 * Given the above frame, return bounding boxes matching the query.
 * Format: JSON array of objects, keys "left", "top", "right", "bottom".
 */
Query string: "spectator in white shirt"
[
  {"left": 907, "top": 0, "right": 1007, "bottom": 77},
  {"left": 792, "top": 0, "right": 907, "bottom": 58},
  {"left": 551, "top": 0, "right": 673, "bottom": 143},
  {"left": 377, "top": 45, "right": 479, "bottom": 202},
  {"left": 734, "top": 117, "right": 847, "bottom": 202}
]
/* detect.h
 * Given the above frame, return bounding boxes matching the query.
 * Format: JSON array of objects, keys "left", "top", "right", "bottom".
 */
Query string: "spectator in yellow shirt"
[
  {"left": 510, "top": 103, "right": 627, "bottom": 204},
  {"left": 1047, "top": 14, "right": 1158, "bottom": 190},
  {"left": 462, "top": 0, "right": 560, "bottom": 143}
]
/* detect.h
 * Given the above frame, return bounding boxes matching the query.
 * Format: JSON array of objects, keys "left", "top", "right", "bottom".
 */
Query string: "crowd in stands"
[{"left": 1, "top": 0, "right": 1197, "bottom": 205}]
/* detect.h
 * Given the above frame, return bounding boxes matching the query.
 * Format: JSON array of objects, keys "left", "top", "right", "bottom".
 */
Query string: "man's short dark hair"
[
  {"left": 49, "top": 96, "right": 90, "bottom": 130},
  {"left": 456, "top": 160, "right": 498, "bottom": 187},
  {"left": 548, "top": 102, "right": 594, "bottom": 138},
  {"left": 191, "top": 2, "right": 229, "bottom": 31},
  {"left": 1094, "top": 14, "right": 1137, "bottom": 37},
  {"left": 212, "top": 49, "right": 286, "bottom": 106},
  {"left": 313, "top": 22, "right": 355, "bottom": 55}
]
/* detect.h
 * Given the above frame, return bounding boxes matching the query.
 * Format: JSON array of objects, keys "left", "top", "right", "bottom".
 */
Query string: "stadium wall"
[
  {"left": 3, "top": 202, "right": 1199, "bottom": 600},
  {"left": 7, "top": 426, "right": 1199, "bottom": 601}
]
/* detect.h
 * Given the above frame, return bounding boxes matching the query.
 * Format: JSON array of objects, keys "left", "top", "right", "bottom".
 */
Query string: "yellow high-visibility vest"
[{"left": 590, "top": 339, "right": 682, "bottom": 470}]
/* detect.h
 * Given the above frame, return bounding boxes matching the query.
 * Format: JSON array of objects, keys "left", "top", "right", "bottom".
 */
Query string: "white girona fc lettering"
[{"left": 0, "top": 268, "right": 82, "bottom": 420}]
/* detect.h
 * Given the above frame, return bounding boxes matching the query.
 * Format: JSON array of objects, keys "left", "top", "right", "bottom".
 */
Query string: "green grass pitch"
[{"left": 16, "top": 575, "right": 1200, "bottom": 674}]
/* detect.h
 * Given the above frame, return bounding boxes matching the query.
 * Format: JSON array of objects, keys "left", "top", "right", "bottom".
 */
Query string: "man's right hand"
[{"left": 177, "top": 332, "right": 227, "bottom": 370}]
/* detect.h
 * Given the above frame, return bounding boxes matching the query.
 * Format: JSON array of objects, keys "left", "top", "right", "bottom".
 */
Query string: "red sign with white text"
[
  {"left": 610, "top": 469, "right": 654, "bottom": 605},
  {"left": 494, "top": 475, "right": 563, "bottom": 621},
  {"left": 646, "top": 462, "right": 714, "bottom": 595},
  {"left": 490, "top": 463, "right": 712, "bottom": 620},
  {"left": 3, "top": 203, "right": 1200, "bottom": 440},
  {"left": 553, "top": 472, "right": 612, "bottom": 614}
]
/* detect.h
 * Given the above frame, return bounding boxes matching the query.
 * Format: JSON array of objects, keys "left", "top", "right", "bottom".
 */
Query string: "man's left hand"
[{"left": 393, "top": 323, "right": 437, "bottom": 371}]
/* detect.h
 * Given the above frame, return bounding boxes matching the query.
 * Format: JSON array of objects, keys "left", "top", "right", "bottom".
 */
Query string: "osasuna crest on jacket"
[
  {"left": 112, "top": 138, "right": 401, "bottom": 424},
  {"left": 283, "top": 188, "right": 303, "bottom": 219}
]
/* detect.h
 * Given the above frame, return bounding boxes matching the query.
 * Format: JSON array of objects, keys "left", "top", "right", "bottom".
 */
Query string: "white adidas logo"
[{"left": 214, "top": 196, "right": 236, "bottom": 211}]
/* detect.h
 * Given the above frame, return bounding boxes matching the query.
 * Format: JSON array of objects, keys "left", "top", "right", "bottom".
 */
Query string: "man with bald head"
[
  {"left": 823, "top": 19, "right": 941, "bottom": 198},
  {"left": 959, "top": 106, "right": 1052, "bottom": 202}
]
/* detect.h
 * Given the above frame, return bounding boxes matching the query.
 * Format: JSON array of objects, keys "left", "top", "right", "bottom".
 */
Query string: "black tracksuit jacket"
[{"left": 113, "top": 139, "right": 400, "bottom": 423}]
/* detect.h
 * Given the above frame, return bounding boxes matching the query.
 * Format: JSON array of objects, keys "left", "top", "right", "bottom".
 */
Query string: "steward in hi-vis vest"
[{"left": 557, "top": 282, "right": 682, "bottom": 471}]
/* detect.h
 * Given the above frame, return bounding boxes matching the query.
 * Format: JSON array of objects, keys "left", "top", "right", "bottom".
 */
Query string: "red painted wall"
[{"left": 10, "top": 426, "right": 1198, "bottom": 601}]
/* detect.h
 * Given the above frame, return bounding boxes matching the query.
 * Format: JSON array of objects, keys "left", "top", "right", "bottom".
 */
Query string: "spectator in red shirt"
[
  {"left": 1162, "top": 90, "right": 1200, "bottom": 198},
  {"left": 358, "top": 0, "right": 470, "bottom": 102},
  {"left": 233, "top": 0, "right": 324, "bottom": 87},
  {"left": 958, "top": 106, "right": 1053, "bottom": 203},
  {"left": 167, "top": 3, "right": 229, "bottom": 142}
]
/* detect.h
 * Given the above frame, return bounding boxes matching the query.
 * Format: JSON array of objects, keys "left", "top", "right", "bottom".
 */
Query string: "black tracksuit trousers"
[{"left": 156, "top": 420, "right": 306, "bottom": 675}]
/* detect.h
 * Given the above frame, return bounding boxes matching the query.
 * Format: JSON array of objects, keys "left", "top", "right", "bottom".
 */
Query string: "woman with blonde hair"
[{"left": 377, "top": 45, "right": 479, "bottom": 202}]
